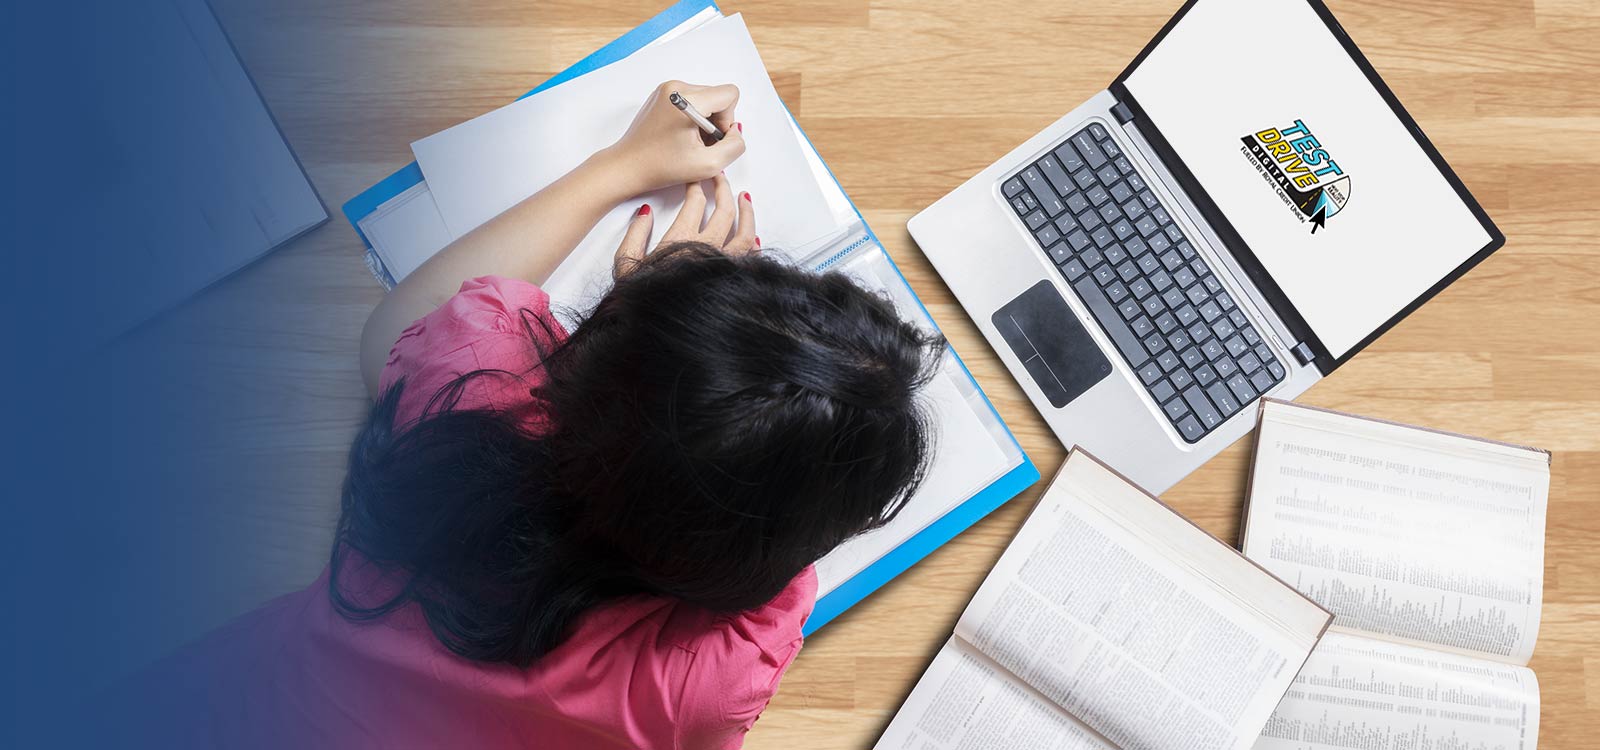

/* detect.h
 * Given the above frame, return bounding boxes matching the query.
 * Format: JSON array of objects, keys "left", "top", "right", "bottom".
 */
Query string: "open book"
[
  {"left": 1242, "top": 399, "right": 1549, "bottom": 749},
  {"left": 877, "top": 451, "right": 1332, "bottom": 750}
]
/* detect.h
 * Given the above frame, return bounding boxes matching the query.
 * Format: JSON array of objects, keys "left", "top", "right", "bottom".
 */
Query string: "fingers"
[
  {"left": 725, "top": 191, "right": 758, "bottom": 256},
  {"left": 699, "top": 125, "right": 746, "bottom": 174},
  {"left": 683, "top": 83, "right": 740, "bottom": 128},
  {"left": 703, "top": 173, "right": 736, "bottom": 244},
  {"left": 662, "top": 181, "right": 707, "bottom": 242},
  {"left": 613, "top": 204, "right": 654, "bottom": 278}
]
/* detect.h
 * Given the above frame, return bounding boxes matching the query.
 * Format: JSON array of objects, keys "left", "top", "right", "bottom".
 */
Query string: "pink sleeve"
[
  {"left": 379, "top": 276, "right": 565, "bottom": 422},
  {"left": 677, "top": 568, "right": 818, "bottom": 749}
]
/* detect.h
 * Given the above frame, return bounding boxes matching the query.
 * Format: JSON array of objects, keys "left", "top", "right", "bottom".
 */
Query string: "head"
[{"left": 333, "top": 243, "right": 946, "bottom": 666}]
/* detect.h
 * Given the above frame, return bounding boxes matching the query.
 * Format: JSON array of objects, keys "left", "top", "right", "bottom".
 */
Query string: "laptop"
[{"left": 908, "top": 0, "right": 1503, "bottom": 494}]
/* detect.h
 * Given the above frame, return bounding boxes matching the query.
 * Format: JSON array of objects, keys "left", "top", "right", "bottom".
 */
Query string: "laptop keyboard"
[{"left": 1001, "top": 122, "right": 1285, "bottom": 443}]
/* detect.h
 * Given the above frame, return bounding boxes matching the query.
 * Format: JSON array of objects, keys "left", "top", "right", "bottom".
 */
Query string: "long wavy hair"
[{"left": 331, "top": 242, "right": 946, "bottom": 666}]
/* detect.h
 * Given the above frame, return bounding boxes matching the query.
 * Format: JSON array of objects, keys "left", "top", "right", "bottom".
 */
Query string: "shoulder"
[
  {"left": 674, "top": 567, "right": 818, "bottom": 748},
  {"left": 379, "top": 276, "right": 566, "bottom": 420}
]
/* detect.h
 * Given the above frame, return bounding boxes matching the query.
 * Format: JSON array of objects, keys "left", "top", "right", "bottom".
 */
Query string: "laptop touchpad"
[{"left": 990, "top": 280, "right": 1112, "bottom": 408}]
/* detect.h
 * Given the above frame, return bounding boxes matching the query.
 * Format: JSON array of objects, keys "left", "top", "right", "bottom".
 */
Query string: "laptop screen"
[{"left": 1122, "top": 0, "right": 1494, "bottom": 360}]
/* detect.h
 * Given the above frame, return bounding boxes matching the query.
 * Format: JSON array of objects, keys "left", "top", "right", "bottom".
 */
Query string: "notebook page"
[
  {"left": 1241, "top": 401, "right": 1550, "bottom": 665},
  {"left": 952, "top": 452, "right": 1327, "bottom": 750},
  {"left": 1254, "top": 631, "right": 1540, "bottom": 750},
  {"left": 875, "top": 637, "right": 1114, "bottom": 750},
  {"left": 410, "top": 14, "right": 836, "bottom": 310}
]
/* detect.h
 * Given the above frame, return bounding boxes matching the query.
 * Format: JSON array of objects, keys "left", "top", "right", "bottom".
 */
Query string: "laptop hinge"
[
  {"left": 1111, "top": 102, "right": 1135, "bottom": 124},
  {"left": 1290, "top": 342, "right": 1316, "bottom": 365}
]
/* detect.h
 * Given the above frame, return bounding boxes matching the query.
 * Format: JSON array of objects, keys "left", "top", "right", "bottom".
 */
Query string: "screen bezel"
[{"left": 1109, "top": 0, "right": 1505, "bottom": 374}]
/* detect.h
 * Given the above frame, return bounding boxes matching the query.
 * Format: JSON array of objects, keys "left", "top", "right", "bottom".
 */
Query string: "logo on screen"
[{"left": 1240, "top": 120, "right": 1351, "bottom": 234}]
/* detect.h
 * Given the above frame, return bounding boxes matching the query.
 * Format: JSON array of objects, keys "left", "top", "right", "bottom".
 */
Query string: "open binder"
[{"left": 340, "top": 0, "right": 1038, "bottom": 634}]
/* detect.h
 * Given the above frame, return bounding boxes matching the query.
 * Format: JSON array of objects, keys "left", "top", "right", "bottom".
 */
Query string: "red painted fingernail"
[
  {"left": 637, "top": 204, "right": 650, "bottom": 216},
  {"left": 741, "top": 192, "right": 751, "bottom": 203},
  {"left": 736, "top": 122, "right": 743, "bottom": 133},
  {"left": 755, "top": 236, "right": 761, "bottom": 247}
]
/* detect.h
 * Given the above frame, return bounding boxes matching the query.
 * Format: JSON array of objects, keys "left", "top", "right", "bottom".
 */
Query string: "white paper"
[
  {"left": 410, "top": 14, "right": 835, "bottom": 309},
  {"left": 359, "top": 183, "right": 452, "bottom": 282},
  {"left": 1242, "top": 402, "right": 1550, "bottom": 664}
]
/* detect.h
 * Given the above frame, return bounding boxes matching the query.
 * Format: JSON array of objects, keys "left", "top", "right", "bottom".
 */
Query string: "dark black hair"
[{"left": 331, "top": 242, "right": 947, "bottom": 666}]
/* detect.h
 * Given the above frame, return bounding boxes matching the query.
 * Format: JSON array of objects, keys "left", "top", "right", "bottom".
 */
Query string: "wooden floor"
[{"left": 182, "top": 0, "right": 1600, "bottom": 746}]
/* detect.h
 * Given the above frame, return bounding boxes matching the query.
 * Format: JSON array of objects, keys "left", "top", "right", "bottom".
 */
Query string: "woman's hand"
[
  {"left": 601, "top": 81, "right": 748, "bottom": 197},
  {"left": 614, "top": 174, "right": 758, "bottom": 278}
]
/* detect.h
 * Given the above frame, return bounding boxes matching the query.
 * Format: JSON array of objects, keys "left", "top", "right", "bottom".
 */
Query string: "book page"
[
  {"left": 875, "top": 638, "right": 1114, "bottom": 750},
  {"left": 1255, "top": 631, "right": 1539, "bottom": 750},
  {"left": 953, "top": 452, "right": 1329, "bottom": 750},
  {"left": 1242, "top": 401, "right": 1550, "bottom": 664}
]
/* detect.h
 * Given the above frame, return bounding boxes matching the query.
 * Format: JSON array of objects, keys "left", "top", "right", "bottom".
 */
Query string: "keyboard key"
[
  {"left": 1254, "top": 343, "right": 1274, "bottom": 363},
  {"left": 1137, "top": 255, "right": 1161, "bottom": 275},
  {"left": 1090, "top": 123, "right": 1108, "bottom": 139},
  {"left": 1021, "top": 190, "right": 1039, "bottom": 212},
  {"left": 1035, "top": 224, "right": 1061, "bottom": 247},
  {"left": 1169, "top": 369, "right": 1194, "bottom": 390},
  {"left": 1066, "top": 230, "right": 1091, "bottom": 251},
  {"left": 1200, "top": 300, "right": 1223, "bottom": 322},
  {"left": 1224, "top": 335, "right": 1248, "bottom": 357},
  {"left": 1211, "top": 319, "right": 1236, "bottom": 342},
  {"left": 1113, "top": 219, "right": 1137, "bottom": 240},
  {"left": 1205, "top": 381, "right": 1241, "bottom": 417},
  {"left": 1128, "top": 173, "right": 1147, "bottom": 191},
  {"left": 1238, "top": 352, "right": 1261, "bottom": 374},
  {"left": 1154, "top": 312, "right": 1178, "bottom": 333},
  {"left": 1003, "top": 177, "right": 1025, "bottom": 197},
  {"left": 1267, "top": 360, "right": 1286, "bottom": 379},
  {"left": 1151, "top": 206, "right": 1171, "bottom": 225},
  {"left": 1167, "top": 330, "right": 1192, "bottom": 352},
  {"left": 1173, "top": 266, "right": 1197, "bottom": 288},
  {"left": 1175, "top": 304, "right": 1200, "bottom": 326},
  {"left": 1098, "top": 203, "right": 1121, "bottom": 224},
  {"left": 1054, "top": 213, "right": 1080, "bottom": 235},
  {"left": 1117, "top": 297, "right": 1142, "bottom": 319},
  {"left": 1135, "top": 215, "right": 1161, "bottom": 237},
  {"left": 1180, "top": 347, "right": 1204, "bottom": 368},
  {"left": 1066, "top": 193, "right": 1090, "bottom": 214},
  {"left": 1157, "top": 349, "right": 1181, "bottom": 372},
  {"left": 1176, "top": 414, "right": 1204, "bottom": 442},
  {"left": 1137, "top": 361, "right": 1162, "bottom": 385},
  {"left": 1080, "top": 246, "right": 1104, "bottom": 267},
  {"left": 1140, "top": 190, "right": 1160, "bottom": 209},
  {"left": 1101, "top": 139, "right": 1121, "bottom": 158},
  {"left": 1148, "top": 234, "right": 1171, "bottom": 254},
  {"left": 1249, "top": 369, "right": 1276, "bottom": 393},
  {"left": 1123, "top": 199, "right": 1146, "bottom": 221},
  {"left": 1073, "top": 169, "right": 1096, "bottom": 189},
  {"left": 1097, "top": 164, "right": 1120, "bottom": 185},
  {"left": 1182, "top": 385, "right": 1223, "bottom": 429},
  {"left": 1187, "top": 321, "right": 1209, "bottom": 342},
  {"left": 1025, "top": 211, "right": 1048, "bottom": 230},
  {"left": 1072, "top": 131, "right": 1107, "bottom": 168},
  {"left": 1022, "top": 166, "right": 1052, "bottom": 198},
  {"left": 1162, "top": 396, "right": 1188, "bottom": 421},
  {"left": 1111, "top": 182, "right": 1134, "bottom": 203},
  {"left": 1104, "top": 244, "right": 1129, "bottom": 265},
  {"left": 1216, "top": 291, "right": 1235, "bottom": 310},
  {"left": 1165, "top": 224, "right": 1185, "bottom": 243},
  {"left": 1011, "top": 195, "right": 1029, "bottom": 214},
  {"left": 1106, "top": 281, "right": 1129, "bottom": 302},
  {"left": 1241, "top": 326, "right": 1260, "bottom": 346},
  {"left": 1228, "top": 309, "right": 1249, "bottom": 328},
  {"left": 1201, "top": 338, "right": 1226, "bottom": 360},
  {"left": 1038, "top": 154, "right": 1075, "bottom": 196},
  {"left": 1060, "top": 258, "right": 1087, "bottom": 280},
  {"left": 1125, "top": 236, "right": 1149, "bottom": 256},
  {"left": 1072, "top": 276, "right": 1150, "bottom": 367},
  {"left": 1092, "top": 264, "right": 1116, "bottom": 285},
  {"left": 1186, "top": 285, "right": 1210, "bottom": 305},
  {"left": 1115, "top": 156, "right": 1134, "bottom": 174},
  {"left": 1161, "top": 287, "right": 1186, "bottom": 309},
  {"left": 1130, "top": 316, "right": 1155, "bottom": 337},
  {"left": 1116, "top": 261, "right": 1139, "bottom": 283},
  {"left": 1177, "top": 240, "right": 1195, "bottom": 258},
  {"left": 1203, "top": 275, "right": 1223, "bottom": 294},
  {"left": 1038, "top": 193, "right": 1067, "bottom": 217},
  {"left": 1151, "top": 379, "right": 1177, "bottom": 404},
  {"left": 1150, "top": 270, "right": 1173, "bottom": 292},
  {"left": 1194, "top": 364, "right": 1218, "bottom": 387},
  {"left": 1130, "top": 278, "right": 1153, "bottom": 299},
  {"left": 1141, "top": 295, "right": 1165, "bottom": 317},
  {"left": 1227, "top": 373, "right": 1256, "bottom": 405},
  {"left": 1142, "top": 331, "right": 1166, "bottom": 355},
  {"left": 1079, "top": 209, "right": 1103, "bottom": 231},
  {"left": 1044, "top": 241, "right": 1069, "bottom": 264},
  {"left": 1055, "top": 142, "right": 1086, "bottom": 172},
  {"left": 1087, "top": 185, "right": 1111, "bottom": 206},
  {"left": 1091, "top": 226, "right": 1115, "bottom": 248},
  {"left": 1214, "top": 357, "right": 1238, "bottom": 379}
]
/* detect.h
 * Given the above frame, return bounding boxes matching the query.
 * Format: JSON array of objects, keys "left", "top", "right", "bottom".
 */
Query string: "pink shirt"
[{"left": 128, "top": 277, "right": 815, "bottom": 749}]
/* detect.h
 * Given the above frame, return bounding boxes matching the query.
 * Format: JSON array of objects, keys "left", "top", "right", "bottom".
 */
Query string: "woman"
[{"left": 119, "top": 82, "right": 946, "bottom": 749}]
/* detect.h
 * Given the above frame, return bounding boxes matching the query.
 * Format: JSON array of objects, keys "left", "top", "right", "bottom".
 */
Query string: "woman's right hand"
[
  {"left": 614, "top": 174, "right": 757, "bottom": 278},
  {"left": 601, "top": 81, "right": 748, "bottom": 197}
]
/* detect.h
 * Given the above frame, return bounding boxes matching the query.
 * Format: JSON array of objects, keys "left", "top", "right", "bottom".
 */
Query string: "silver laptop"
[{"left": 909, "top": 0, "right": 1503, "bottom": 494}]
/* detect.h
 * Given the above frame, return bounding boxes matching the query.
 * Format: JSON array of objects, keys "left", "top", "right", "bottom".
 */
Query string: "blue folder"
[{"left": 340, "top": 0, "right": 1039, "bottom": 635}]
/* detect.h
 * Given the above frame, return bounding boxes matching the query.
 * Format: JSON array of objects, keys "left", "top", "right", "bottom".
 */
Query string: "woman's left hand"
[
  {"left": 602, "top": 81, "right": 748, "bottom": 197},
  {"left": 614, "top": 174, "right": 757, "bottom": 278}
]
